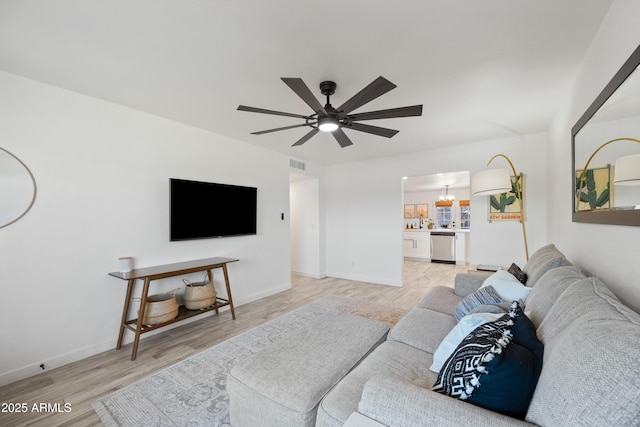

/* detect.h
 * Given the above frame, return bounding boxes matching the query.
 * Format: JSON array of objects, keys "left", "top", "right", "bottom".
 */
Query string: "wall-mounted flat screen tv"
[{"left": 170, "top": 178, "right": 257, "bottom": 241}]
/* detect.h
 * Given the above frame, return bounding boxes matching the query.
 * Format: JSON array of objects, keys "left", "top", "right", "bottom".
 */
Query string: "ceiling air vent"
[{"left": 290, "top": 159, "right": 306, "bottom": 171}]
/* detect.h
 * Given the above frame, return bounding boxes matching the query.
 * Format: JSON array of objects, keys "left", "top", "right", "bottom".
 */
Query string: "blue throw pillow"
[
  {"left": 433, "top": 301, "right": 544, "bottom": 419},
  {"left": 454, "top": 285, "right": 502, "bottom": 321}
]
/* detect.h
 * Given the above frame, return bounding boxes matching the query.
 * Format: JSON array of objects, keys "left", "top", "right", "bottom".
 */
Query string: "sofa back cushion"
[
  {"left": 524, "top": 266, "right": 586, "bottom": 328},
  {"left": 526, "top": 277, "right": 640, "bottom": 426},
  {"left": 523, "top": 244, "right": 572, "bottom": 287}
]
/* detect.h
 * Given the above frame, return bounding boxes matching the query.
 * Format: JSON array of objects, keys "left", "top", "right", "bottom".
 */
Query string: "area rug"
[{"left": 92, "top": 295, "right": 406, "bottom": 426}]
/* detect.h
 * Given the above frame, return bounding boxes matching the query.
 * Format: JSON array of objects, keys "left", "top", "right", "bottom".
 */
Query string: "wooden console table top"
[{"left": 109, "top": 257, "right": 239, "bottom": 281}]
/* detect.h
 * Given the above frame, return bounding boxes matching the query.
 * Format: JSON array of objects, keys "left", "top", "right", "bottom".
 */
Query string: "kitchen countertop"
[{"left": 404, "top": 229, "right": 470, "bottom": 233}]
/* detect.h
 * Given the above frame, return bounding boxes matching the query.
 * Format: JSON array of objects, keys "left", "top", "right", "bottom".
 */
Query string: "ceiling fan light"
[{"left": 318, "top": 117, "right": 339, "bottom": 132}]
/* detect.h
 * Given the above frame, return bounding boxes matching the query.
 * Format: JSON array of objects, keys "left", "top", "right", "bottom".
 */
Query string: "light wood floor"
[{"left": 0, "top": 261, "right": 468, "bottom": 427}]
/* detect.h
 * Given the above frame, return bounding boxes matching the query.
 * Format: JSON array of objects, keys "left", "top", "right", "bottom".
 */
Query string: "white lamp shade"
[
  {"left": 614, "top": 153, "right": 640, "bottom": 186},
  {"left": 472, "top": 168, "right": 512, "bottom": 196}
]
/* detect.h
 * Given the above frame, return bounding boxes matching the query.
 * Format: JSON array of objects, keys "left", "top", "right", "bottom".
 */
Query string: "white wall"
[
  {"left": 324, "top": 133, "right": 548, "bottom": 286},
  {"left": 548, "top": 0, "right": 640, "bottom": 312},
  {"left": 290, "top": 177, "right": 324, "bottom": 278},
  {"left": 0, "top": 72, "right": 292, "bottom": 385}
]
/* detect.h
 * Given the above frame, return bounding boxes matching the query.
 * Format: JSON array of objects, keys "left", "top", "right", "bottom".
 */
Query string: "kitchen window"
[
  {"left": 435, "top": 201, "right": 453, "bottom": 228},
  {"left": 459, "top": 200, "right": 470, "bottom": 230}
]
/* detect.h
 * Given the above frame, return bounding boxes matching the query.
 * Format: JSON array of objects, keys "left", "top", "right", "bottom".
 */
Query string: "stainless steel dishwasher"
[{"left": 430, "top": 232, "right": 456, "bottom": 264}]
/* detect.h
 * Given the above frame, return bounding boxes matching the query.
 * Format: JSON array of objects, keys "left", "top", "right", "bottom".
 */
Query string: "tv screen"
[{"left": 170, "top": 178, "right": 257, "bottom": 241}]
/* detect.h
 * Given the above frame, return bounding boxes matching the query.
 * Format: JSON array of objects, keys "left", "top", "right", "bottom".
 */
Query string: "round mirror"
[{"left": 0, "top": 147, "right": 37, "bottom": 229}]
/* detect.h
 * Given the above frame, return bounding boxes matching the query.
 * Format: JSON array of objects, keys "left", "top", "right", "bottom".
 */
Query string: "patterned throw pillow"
[
  {"left": 508, "top": 262, "right": 528, "bottom": 285},
  {"left": 429, "top": 312, "right": 504, "bottom": 373},
  {"left": 433, "top": 302, "right": 544, "bottom": 419},
  {"left": 454, "top": 285, "right": 502, "bottom": 321}
]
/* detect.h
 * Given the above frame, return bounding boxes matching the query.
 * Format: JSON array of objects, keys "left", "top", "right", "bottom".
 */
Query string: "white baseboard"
[
  {"left": 325, "top": 271, "right": 402, "bottom": 287},
  {"left": 0, "top": 338, "right": 117, "bottom": 387},
  {"left": 290, "top": 270, "right": 326, "bottom": 279},
  {"left": 404, "top": 257, "right": 432, "bottom": 263},
  {"left": 0, "top": 283, "right": 291, "bottom": 387},
  {"left": 233, "top": 283, "right": 291, "bottom": 306}
]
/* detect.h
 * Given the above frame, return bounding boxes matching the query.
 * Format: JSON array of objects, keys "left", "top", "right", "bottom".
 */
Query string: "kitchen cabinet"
[
  {"left": 455, "top": 232, "right": 467, "bottom": 265},
  {"left": 403, "top": 230, "right": 469, "bottom": 264},
  {"left": 403, "top": 232, "right": 430, "bottom": 260}
]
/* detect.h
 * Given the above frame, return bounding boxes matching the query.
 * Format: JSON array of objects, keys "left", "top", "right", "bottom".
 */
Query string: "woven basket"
[
  {"left": 141, "top": 293, "right": 179, "bottom": 325},
  {"left": 184, "top": 281, "right": 217, "bottom": 310}
]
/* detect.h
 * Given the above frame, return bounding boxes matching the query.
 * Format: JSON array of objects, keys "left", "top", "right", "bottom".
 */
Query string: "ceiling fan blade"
[
  {"left": 292, "top": 128, "right": 320, "bottom": 146},
  {"left": 337, "top": 76, "right": 397, "bottom": 114},
  {"left": 348, "top": 104, "right": 423, "bottom": 121},
  {"left": 345, "top": 122, "right": 399, "bottom": 138},
  {"left": 251, "top": 123, "right": 312, "bottom": 135},
  {"left": 238, "top": 105, "right": 309, "bottom": 119},
  {"left": 281, "top": 78, "right": 328, "bottom": 116},
  {"left": 332, "top": 128, "right": 354, "bottom": 148}
]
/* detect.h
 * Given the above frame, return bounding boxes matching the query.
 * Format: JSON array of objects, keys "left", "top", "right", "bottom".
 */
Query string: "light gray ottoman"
[{"left": 227, "top": 310, "right": 389, "bottom": 427}]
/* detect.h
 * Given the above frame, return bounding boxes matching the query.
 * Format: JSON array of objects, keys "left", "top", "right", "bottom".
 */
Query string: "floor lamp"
[{"left": 472, "top": 154, "right": 529, "bottom": 261}]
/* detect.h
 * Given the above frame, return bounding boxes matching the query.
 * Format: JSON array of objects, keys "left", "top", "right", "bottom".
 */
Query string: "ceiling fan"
[{"left": 237, "top": 76, "right": 423, "bottom": 148}]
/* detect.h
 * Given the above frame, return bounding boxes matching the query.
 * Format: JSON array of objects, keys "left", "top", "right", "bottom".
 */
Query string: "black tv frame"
[{"left": 169, "top": 178, "right": 257, "bottom": 241}]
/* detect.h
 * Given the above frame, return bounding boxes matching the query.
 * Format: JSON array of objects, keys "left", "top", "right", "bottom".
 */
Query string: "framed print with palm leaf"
[
  {"left": 488, "top": 174, "right": 524, "bottom": 221},
  {"left": 575, "top": 166, "right": 611, "bottom": 212}
]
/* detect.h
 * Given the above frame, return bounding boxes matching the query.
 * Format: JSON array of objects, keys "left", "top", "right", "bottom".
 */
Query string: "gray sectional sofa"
[
  {"left": 229, "top": 244, "right": 640, "bottom": 426},
  {"left": 316, "top": 244, "right": 640, "bottom": 426}
]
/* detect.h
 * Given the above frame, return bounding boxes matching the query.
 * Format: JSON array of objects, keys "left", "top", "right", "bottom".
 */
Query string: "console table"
[{"left": 109, "top": 257, "right": 238, "bottom": 360}]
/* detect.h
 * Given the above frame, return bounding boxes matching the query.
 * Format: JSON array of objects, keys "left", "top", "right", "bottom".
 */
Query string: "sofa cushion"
[
  {"left": 454, "top": 285, "right": 502, "bottom": 321},
  {"left": 357, "top": 375, "right": 534, "bottom": 427},
  {"left": 433, "top": 303, "right": 543, "bottom": 420},
  {"left": 480, "top": 270, "right": 532, "bottom": 303},
  {"left": 524, "top": 265, "right": 586, "bottom": 328},
  {"left": 522, "top": 243, "right": 572, "bottom": 287},
  {"left": 227, "top": 311, "right": 389, "bottom": 427},
  {"left": 417, "top": 285, "right": 463, "bottom": 315},
  {"left": 387, "top": 307, "right": 456, "bottom": 354},
  {"left": 527, "top": 277, "right": 640, "bottom": 426},
  {"left": 316, "top": 341, "right": 438, "bottom": 427},
  {"left": 536, "top": 276, "right": 618, "bottom": 345},
  {"left": 453, "top": 271, "right": 492, "bottom": 297},
  {"left": 430, "top": 312, "right": 504, "bottom": 373}
]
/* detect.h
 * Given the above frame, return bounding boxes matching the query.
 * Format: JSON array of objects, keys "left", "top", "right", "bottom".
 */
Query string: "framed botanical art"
[
  {"left": 404, "top": 204, "right": 415, "bottom": 219},
  {"left": 489, "top": 174, "right": 525, "bottom": 221},
  {"left": 575, "top": 166, "right": 611, "bottom": 212}
]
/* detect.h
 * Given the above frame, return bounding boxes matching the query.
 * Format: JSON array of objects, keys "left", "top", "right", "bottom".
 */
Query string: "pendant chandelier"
[{"left": 439, "top": 185, "right": 455, "bottom": 201}]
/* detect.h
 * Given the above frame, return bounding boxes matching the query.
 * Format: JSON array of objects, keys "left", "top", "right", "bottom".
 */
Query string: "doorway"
[
  {"left": 402, "top": 171, "right": 471, "bottom": 265},
  {"left": 290, "top": 172, "right": 323, "bottom": 278}
]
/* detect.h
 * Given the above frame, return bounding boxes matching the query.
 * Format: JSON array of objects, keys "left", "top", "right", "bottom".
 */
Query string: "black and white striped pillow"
[{"left": 454, "top": 285, "right": 502, "bottom": 321}]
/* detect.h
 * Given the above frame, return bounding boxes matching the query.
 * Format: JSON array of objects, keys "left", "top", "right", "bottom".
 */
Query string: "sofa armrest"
[
  {"left": 454, "top": 271, "right": 492, "bottom": 297},
  {"left": 357, "top": 376, "right": 535, "bottom": 427}
]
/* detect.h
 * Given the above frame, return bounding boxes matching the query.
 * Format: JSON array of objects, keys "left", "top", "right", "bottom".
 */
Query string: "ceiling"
[
  {"left": 403, "top": 171, "right": 470, "bottom": 193},
  {"left": 0, "top": 1, "right": 613, "bottom": 166}
]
